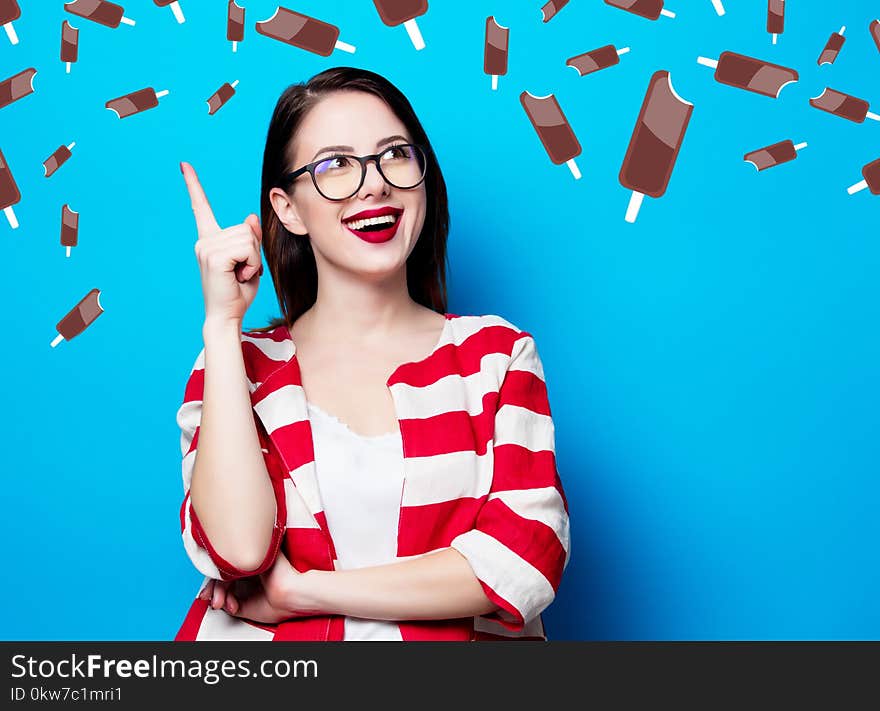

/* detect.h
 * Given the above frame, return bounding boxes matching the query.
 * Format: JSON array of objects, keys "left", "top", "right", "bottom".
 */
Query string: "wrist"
[
  {"left": 294, "top": 569, "right": 333, "bottom": 616},
  {"left": 202, "top": 316, "right": 242, "bottom": 340}
]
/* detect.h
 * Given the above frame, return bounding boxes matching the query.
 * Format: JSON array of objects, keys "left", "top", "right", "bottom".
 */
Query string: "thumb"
[{"left": 245, "top": 213, "right": 262, "bottom": 242}]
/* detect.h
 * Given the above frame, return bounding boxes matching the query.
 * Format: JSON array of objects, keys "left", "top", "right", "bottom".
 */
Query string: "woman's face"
[{"left": 269, "top": 90, "right": 428, "bottom": 279}]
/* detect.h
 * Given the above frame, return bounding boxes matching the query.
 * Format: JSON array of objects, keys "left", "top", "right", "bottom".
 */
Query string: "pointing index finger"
[{"left": 180, "top": 161, "right": 220, "bottom": 235}]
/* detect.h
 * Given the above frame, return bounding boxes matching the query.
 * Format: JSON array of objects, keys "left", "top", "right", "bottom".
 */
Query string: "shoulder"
[{"left": 449, "top": 312, "right": 535, "bottom": 352}]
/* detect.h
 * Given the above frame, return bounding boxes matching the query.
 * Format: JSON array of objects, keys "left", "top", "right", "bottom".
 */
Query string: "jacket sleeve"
[
  {"left": 449, "top": 332, "right": 571, "bottom": 632},
  {"left": 176, "top": 346, "right": 287, "bottom": 581}
]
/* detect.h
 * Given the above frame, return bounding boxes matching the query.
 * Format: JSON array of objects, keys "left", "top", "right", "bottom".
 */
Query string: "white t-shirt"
[{"left": 306, "top": 400, "right": 405, "bottom": 641}]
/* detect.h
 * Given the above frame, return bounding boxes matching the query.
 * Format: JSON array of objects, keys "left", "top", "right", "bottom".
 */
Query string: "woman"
[{"left": 174, "top": 67, "right": 570, "bottom": 641}]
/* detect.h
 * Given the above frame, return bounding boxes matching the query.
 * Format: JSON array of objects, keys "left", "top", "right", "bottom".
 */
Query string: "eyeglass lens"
[{"left": 313, "top": 144, "right": 425, "bottom": 199}]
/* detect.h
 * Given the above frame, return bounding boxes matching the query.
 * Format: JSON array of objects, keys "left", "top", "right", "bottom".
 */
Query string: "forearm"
[
  {"left": 189, "top": 317, "right": 276, "bottom": 571},
  {"left": 296, "top": 548, "right": 500, "bottom": 621}
]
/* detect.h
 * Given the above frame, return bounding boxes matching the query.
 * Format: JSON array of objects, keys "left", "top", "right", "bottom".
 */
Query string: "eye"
[
  {"left": 316, "top": 155, "right": 353, "bottom": 174},
  {"left": 382, "top": 144, "right": 412, "bottom": 160}
]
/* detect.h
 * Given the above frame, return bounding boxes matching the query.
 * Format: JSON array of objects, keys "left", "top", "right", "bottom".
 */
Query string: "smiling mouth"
[{"left": 342, "top": 212, "right": 402, "bottom": 243}]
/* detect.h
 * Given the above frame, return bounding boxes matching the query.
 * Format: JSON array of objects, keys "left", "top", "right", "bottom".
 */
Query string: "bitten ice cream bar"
[
  {"left": 847, "top": 157, "right": 880, "bottom": 196},
  {"left": 767, "top": 0, "right": 784, "bottom": 44},
  {"left": 207, "top": 80, "right": 238, "bottom": 114},
  {"left": 373, "top": 0, "right": 427, "bottom": 50},
  {"left": 567, "top": 45, "right": 630, "bottom": 77},
  {"left": 541, "top": 0, "right": 569, "bottom": 22},
  {"left": 61, "top": 20, "right": 79, "bottom": 73},
  {"left": 520, "top": 91, "right": 582, "bottom": 179},
  {"left": 43, "top": 142, "right": 76, "bottom": 177},
  {"left": 227, "top": 0, "right": 244, "bottom": 52},
  {"left": 256, "top": 7, "right": 356, "bottom": 56},
  {"left": 154, "top": 0, "right": 184, "bottom": 24},
  {"left": 50, "top": 288, "right": 104, "bottom": 347},
  {"left": 810, "top": 88, "right": 880, "bottom": 123},
  {"left": 0, "top": 67, "right": 36, "bottom": 110},
  {"left": 105, "top": 87, "right": 169, "bottom": 118},
  {"left": 484, "top": 16, "right": 508, "bottom": 91},
  {"left": 619, "top": 70, "right": 693, "bottom": 223},
  {"left": 817, "top": 27, "right": 845, "bottom": 66},
  {"left": 605, "top": 0, "right": 675, "bottom": 21},
  {"left": 871, "top": 20, "right": 880, "bottom": 55},
  {"left": 743, "top": 139, "right": 806, "bottom": 171},
  {"left": 697, "top": 52, "right": 798, "bottom": 98},
  {"left": 60, "top": 204, "right": 79, "bottom": 257},
  {"left": 1, "top": 0, "right": 20, "bottom": 44},
  {"left": 0, "top": 147, "right": 20, "bottom": 229},
  {"left": 64, "top": 0, "right": 135, "bottom": 28}
]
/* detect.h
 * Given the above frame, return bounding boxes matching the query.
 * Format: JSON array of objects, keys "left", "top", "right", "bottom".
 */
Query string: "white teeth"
[{"left": 345, "top": 213, "right": 398, "bottom": 231}]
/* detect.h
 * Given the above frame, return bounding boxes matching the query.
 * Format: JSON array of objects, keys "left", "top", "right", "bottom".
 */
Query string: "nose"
[{"left": 358, "top": 157, "right": 389, "bottom": 198}]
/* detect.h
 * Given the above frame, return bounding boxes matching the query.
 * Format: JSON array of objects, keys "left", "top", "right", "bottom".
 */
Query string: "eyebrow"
[{"left": 310, "top": 135, "right": 410, "bottom": 162}]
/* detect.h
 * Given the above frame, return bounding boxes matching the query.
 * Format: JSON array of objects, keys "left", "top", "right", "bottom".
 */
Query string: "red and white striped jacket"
[{"left": 174, "top": 313, "right": 571, "bottom": 641}]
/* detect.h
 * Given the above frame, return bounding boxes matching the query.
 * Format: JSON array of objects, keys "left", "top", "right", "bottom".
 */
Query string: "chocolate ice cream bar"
[
  {"left": 105, "top": 87, "right": 169, "bottom": 118},
  {"left": 818, "top": 27, "right": 845, "bottom": 65},
  {"left": 43, "top": 142, "right": 76, "bottom": 177},
  {"left": 871, "top": 20, "right": 880, "bottom": 54},
  {"left": 697, "top": 52, "right": 798, "bottom": 98},
  {"left": 207, "top": 80, "right": 238, "bottom": 115},
  {"left": 619, "top": 70, "right": 693, "bottom": 223},
  {"left": 567, "top": 45, "right": 630, "bottom": 77},
  {"left": 50, "top": 288, "right": 104, "bottom": 347},
  {"left": 767, "top": 0, "right": 784, "bottom": 43},
  {"left": 519, "top": 91, "right": 582, "bottom": 179},
  {"left": 154, "top": 0, "right": 184, "bottom": 24},
  {"left": 0, "top": 67, "right": 36, "bottom": 110},
  {"left": 541, "top": 0, "right": 569, "bottom": 22},
  {"left": 255, "top": 7, "right": 356, "bottom": 56},
  {"left": 846, "top": 157, "right": 880, "bottom": 195},
  {"left": 61, "top": 21, "right": 79, "bottom": 73},
  {"left": 0, "top": 147, "right": 20, "bottom": 229},
  {"left": 227, "top": 1, "right": 244, "bottom": 52},
  {"left": 64, "top": 0, "right": 135, "bottom": 28},
  {"left": 743, "top": 139, "right": 806, "bottom": 171},
  {"left": 1, "top": 0, "right": 20, "bottom": 44},
  {"left": 484, "top": 16, "right": 509, "bottom": 91},
  {"left": 372, "top": 0, "right": 427, "bottom": 50},
  {"left": 60, "top": 204, "right": 79, "bottom": 257},
  {"left": 605, "top": 0, "right": 675, "bottom": 21},
  {"left": 809, "top": 88, "right": 880, "bottom": 123}
]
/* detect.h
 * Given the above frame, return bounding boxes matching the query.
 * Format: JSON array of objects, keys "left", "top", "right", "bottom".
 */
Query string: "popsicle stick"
[
  {"left": 625, "top": 192, "right": 644, "bottom": 223},
  {"left": 232, "top": 40, "right": 238, "bottom": 52},
  {"left": 772, "top": 33, "right": 778, "bottom": 44},
  {"left": 121, "top": 16, "right": 136, "bottom": 26},
  {"left": 156, "top": 89, "right": 170, "bottom": 98},
  {"left": 66, "top": 247, "right": 71, "bottom": 257},
  {"left": 660, "top": 9, "right": 676, "bottom": 18},
  {"left": 697, "top": 56, "right": 718, "bottom": 69},
  {"left": 3, "top": 22, "right": 18, "bottom": 44},
  {"left": 66, "top": 62, "right": 71, "bottom": 74},
  {"left": 566, "top": 158, "right": 581, "bottom": 180},
  {"left": 335, "top": 40, "right": 356, "bottom": 53},
  {"left": 618, "top": 47, "right": 631, "bottom": 56},
  {"left": 492, "top": 75, "right": 498, "bottom": 91},
  {"left": 847, "top": 179, "right": 867, "bottom": 195},
  {"left": 711, "top": 0, "right": 725, "bottom": 15},
  {"left": 171, "top": 3, "right": 186, "bottom": 23},
  {"left": 793, "top": 142, "right": 807, "bottom": 150},
  {"left": 68, "top": 141, "right": 76, "bottom": 150},
  {"left": 865, "top": 111, "right": 880, "bottom": 121},
  {"left": 4, "top": 206, "right": 18, "bottom": 229},
  {"left": 50, "top": 333, "right": 64, "bottom": 348},
  {"left": 404, "top": 18, "right": 425, "bottom": 50},
  {"left": 231, "top": 80, "right": 239, "bottom": 89}
]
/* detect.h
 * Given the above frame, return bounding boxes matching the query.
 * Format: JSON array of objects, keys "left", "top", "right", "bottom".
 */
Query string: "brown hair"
[{"left": 247, "top": 67, "right": 450, "bottom": 334}]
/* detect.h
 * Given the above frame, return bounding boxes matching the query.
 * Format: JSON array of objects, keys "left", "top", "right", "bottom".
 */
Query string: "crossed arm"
[{"left": 205, "top": 547, "right": 500, "bottom": 624}]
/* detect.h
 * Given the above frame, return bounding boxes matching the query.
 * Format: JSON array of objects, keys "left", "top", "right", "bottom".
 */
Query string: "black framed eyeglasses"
[{"left": 277, "top": 143, "right": 428, "bottom": 201}]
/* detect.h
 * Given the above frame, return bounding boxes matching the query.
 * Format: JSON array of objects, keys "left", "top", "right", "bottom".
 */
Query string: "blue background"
[{"left": 1, "top": 0, "right": 878, "bottom": 640}]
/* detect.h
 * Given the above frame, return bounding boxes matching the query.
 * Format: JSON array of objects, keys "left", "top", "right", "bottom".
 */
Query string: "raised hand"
[{"left": 181, "top": 161, "right": 264, "bottom": 325}]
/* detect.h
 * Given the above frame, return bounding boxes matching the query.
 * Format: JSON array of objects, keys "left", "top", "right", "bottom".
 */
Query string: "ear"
[{"left": 268, "top": 186, "right": 309, "bottom": 236}]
